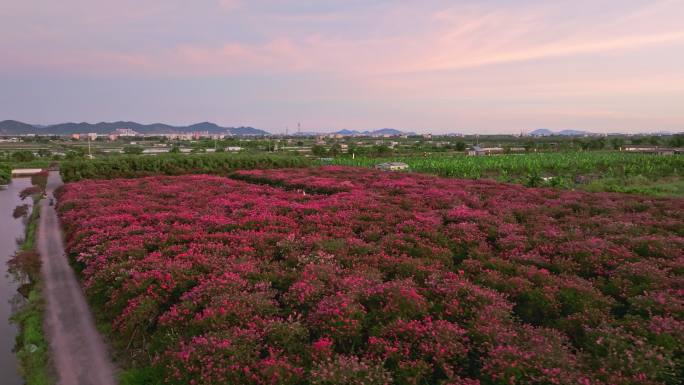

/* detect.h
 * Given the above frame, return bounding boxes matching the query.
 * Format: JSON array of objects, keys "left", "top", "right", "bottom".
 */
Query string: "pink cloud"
[{"left": 3, "top": 1, "right": 683, "bottom": 79}]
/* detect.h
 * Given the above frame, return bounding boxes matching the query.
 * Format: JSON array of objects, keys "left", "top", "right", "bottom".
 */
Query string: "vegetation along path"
[{"left": 38, "top": 171, "right": 116, "bottom": 385}]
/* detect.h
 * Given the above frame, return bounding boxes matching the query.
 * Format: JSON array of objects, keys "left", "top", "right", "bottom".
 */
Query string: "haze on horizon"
[{"left": 1, "top": 0, "right": 683, "bottom": 134}]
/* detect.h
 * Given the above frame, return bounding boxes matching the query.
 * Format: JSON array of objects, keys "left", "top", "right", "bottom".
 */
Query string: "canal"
[{"left": 0, "top": 177, "right": 33, "bottom": 385}]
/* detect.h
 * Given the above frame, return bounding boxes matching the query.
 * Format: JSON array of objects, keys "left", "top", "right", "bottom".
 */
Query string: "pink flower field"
[{"left": 57, "top": 166, "right": 684, "bottom": 385}]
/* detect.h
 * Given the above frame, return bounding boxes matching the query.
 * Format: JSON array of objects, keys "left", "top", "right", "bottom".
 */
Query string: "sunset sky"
[{"left": 1, "top": 0, "right": 683, "bottom": 133}]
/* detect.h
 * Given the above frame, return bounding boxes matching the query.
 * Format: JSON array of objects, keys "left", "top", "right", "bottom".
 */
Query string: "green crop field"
[{"left": 330, "top": 152, "right": 684, "bottom": 196}]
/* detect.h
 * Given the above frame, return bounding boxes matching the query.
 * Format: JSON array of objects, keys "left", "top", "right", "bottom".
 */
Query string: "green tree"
[
  {"left": 11, "top": 150, "right": 36, "bottom": 162},
  {"left": 0, "top": 164, "right": 10, "bottom": 184},
  {"left": 371, "top": 145, "right": 392, "bottom": 157},
  {"left": 123, "top": 146, "right": 144, "bottom": 155},
  {"left": 610, "top": 137, "right": 625, "bottom": 150},
  {"left": 37, "top": 148, "right": 52, "bottom": 157},
  {"left": 668, "top": 134, "right": 683, "bottom": 147},
  {"left": 65, "top": 150, "right": 85, "bottom": 160},
  {"left": 328, "top": 143, "right": 342, "bottom": 156},
  {"left": 312, "top": 145, "right": 328, "bottom": 157}
]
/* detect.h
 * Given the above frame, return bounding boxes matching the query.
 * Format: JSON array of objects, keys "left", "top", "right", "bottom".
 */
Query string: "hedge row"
[{"left": 60, "top": 154, "right": 312, "bottom": 182}]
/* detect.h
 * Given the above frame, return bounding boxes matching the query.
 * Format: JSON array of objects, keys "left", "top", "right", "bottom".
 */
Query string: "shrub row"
[{"left": 60, "top": 153, "right": 312, "bottom": 182}]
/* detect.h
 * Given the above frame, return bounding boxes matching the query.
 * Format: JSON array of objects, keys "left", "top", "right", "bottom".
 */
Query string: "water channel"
[{"left": 0, "top": 177, "right": 34, "bottom": 385}]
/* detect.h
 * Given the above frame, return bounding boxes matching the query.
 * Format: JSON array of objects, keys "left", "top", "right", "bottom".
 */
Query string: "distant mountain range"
[
  {"left": 0, "top": 120, "right": 420, "bottom": 137},
  {"left": 330, "top": 128, "right": 415, "bottom": 136},
  {"left": 0, "top": 120, "right": 270, "bottom": 136},
  {"left": 529, "top": 129, "right": 595, "bottom": 137},
  {"left": 288, "top": 128, "right": 414, "bottom": 137}
]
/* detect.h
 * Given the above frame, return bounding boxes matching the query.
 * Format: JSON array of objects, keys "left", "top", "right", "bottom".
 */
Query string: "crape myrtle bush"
[
  {"left": 59, "top": 153, "right": 311, "bottom": 182},
  {"left": 57, "top": 166, "right": 684, "bottom": 385}
]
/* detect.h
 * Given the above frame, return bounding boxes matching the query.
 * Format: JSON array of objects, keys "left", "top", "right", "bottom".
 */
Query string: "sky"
[{"left": 1, "top": 0, "right": 684, "bottom": 134}]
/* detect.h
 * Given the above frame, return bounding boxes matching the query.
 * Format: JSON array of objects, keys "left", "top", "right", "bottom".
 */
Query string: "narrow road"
[{"left": 38, "top": 171, "right": 116, "bottom": 385}]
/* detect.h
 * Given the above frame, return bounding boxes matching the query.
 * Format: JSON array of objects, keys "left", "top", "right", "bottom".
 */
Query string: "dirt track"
[{"left": 38, "top": 171, "right": 116, "bottom": 385}]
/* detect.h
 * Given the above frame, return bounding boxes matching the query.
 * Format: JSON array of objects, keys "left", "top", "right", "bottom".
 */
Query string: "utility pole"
[{"left": 88, "top": 135, "right": 92, "bottom": 159}]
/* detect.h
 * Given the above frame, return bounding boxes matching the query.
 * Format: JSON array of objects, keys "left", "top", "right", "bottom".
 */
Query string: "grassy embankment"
[{"left": 9, "top": 174, "right": 52, "bottom": 385}]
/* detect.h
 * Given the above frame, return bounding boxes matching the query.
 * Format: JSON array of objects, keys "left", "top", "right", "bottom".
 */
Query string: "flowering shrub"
[
  {"left": 57, "top": 167, "right": 684, "bottom": 384},
  {"left": 311, "top": 355, "right": 392, "bottom": 385}
]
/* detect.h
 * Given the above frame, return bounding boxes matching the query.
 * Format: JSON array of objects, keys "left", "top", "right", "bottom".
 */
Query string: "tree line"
[{"left": 59, "top": 153, "right": 312, "bottom": 182}]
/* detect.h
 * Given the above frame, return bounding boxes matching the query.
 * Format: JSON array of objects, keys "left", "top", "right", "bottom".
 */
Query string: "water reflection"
[{"left": 1, "top": 178, "right": 34, "bottom": 385}]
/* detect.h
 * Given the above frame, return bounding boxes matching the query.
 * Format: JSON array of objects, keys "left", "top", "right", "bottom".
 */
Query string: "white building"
[
  {"left": 142, "top": 148, "right": 171, "bottom": 154},
  {"left": 375, "top": 162, "right": 409, "bottom": 171},
  {"left": 467, "top": 146, "right": 504, "bottom": 156},
  {"left": 113, "top": 128, "right": 139, "bottom": 136}
]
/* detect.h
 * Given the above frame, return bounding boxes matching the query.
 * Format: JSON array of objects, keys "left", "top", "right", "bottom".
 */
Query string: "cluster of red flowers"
[{"left": 57, "top": 167, "right": 684, "bottom": 385}]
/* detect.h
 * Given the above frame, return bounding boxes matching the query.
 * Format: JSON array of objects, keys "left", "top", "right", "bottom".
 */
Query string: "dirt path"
[{"left": 38, "top": 171, "right": 116, "bottom": 385}]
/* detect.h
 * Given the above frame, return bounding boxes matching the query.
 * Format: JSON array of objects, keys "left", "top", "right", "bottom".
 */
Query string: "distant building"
[
  {"left": 71, "top": 133, "right": 80, "bottom": 140},
  {"left": 375, "top": 162, "right": 409, "bottom": 171},
  {"left": 142, "top": 148, "right": 171, "bottom": 154},
  {"left": 467, "top": 146, "right": 504, "bottom": 156},
  {"left": 508, "top": 147, "right": 527, "bottom": 153},
  {"left": 225, "top": 146, "right": 243, "bottom": 152},
  {"left": 624, "top": 146, "right": 681, "bottom": 155},
  {"left": 87, "top": 133, "right": 98, "bottom": 141},
  {"left": 113, "top": 128, "right": 139, "bottom": 136},
  {"left": 164, "top": 133, "right": 194, "bottom": 140}
]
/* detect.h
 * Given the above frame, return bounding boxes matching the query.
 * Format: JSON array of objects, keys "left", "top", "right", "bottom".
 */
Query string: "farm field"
[
  {"left": 57, "top": 166, "right": 684, "bottom": 385},
  {"left": 331, "top": 152, "right": 684, "bottom": 196}
]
